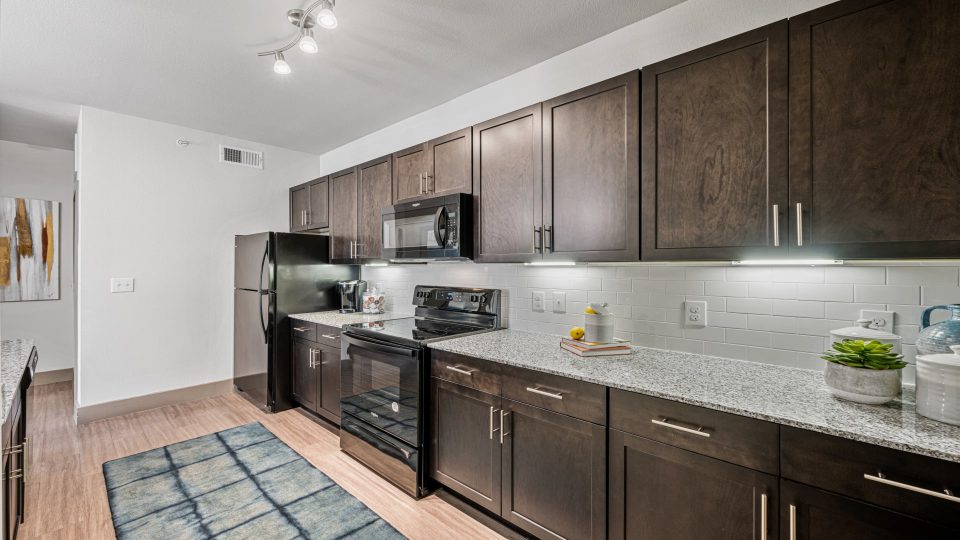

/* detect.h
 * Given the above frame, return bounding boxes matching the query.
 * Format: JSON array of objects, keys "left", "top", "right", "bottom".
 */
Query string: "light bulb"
[
  {"left": 298, "top": 30, "right": 318, "bottom": 54},
  {"left": 316, "top": 2, "right": 338, "bottom": 29},
  {"left": 273, "top": 52, "right": 291, "bottom": 75}
]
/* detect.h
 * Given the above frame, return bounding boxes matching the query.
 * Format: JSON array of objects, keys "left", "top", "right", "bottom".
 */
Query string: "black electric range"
[{"left": 339, "top": 285, "right": 501, "bottom": 498}]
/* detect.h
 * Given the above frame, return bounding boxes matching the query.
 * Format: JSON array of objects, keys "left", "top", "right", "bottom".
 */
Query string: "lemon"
[
  {"left": 585, "top": 306, "right": 598, "bottom": 315},
  {"left": 569, "top": 326, "right": 585, "bottom": 340}
]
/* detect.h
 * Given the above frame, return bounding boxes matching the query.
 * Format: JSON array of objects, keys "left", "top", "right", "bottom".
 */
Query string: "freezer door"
[
  {"left": 234, "top": 288, "right": 273, "bottom": 409},
  {"left": 235, "top": 232, "right": 272, "bottom": 291}
]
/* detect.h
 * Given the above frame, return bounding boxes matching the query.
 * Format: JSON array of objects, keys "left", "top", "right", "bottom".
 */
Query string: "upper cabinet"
[
  {"left": 789, "top": 0, "right": 960, "bottom": 258},
  {"left": 329, "top": 167, "right": 359, "bottom": 261},
  {"left": 329, "top": 156, "right": 393, "bottom": 262},
  {"left": 289, "top": 177, "right": 329, "bottom": 232},
  {"left": 544, "top": 72, "right": 640, "bottom": 262},
  {"left": 394, "top": 128, "right": 473, "bottom": 203},
  {"left": 642, "top": 23, "right": 788, "bottom": 260},
  {"left": 474, "top": 72, "right": 640, "bottom": 264}
]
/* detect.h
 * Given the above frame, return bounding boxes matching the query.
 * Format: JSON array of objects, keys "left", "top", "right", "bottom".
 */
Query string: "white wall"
[
  {"left": 0, "top": 140, "right": 76, "bottom": 373},
  {"left": 306, "top": 0, "right": 835, "bottom": 178},
  {"left": 76, "top": 107, "right": 317, "bottom": 408}
]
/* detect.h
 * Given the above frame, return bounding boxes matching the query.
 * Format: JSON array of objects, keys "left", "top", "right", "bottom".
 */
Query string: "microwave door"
[{"left": 383, "top": 207, "right": 443, "bottom": 258}]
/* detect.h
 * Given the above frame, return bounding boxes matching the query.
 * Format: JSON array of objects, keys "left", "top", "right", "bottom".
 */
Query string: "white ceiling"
[{"left": 0, "top": 0, "right": 684, "bottom": 153}]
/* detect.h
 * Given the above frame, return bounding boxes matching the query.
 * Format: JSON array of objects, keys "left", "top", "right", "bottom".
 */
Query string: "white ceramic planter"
[{"left": 823, "top": 362, "right": 902, "bottom": 405}]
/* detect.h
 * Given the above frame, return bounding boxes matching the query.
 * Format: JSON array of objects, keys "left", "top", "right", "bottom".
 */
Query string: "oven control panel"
[{"left": 412, "top": 285, "right": 501, "bottom": 318}]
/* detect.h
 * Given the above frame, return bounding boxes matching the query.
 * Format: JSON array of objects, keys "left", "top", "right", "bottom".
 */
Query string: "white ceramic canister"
[
  {"left": 915, "top": 345, "right": 960, "bottom": 426},
  {"left": 830, "top": 319, "right": 902, "bottom": 354},
  {"left": 584, "top": 313, "right": 614, "bottom": 343}
]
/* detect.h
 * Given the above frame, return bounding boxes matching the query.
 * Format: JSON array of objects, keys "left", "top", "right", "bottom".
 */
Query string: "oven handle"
[
  {"left": 344, "top": 418, "right": 413, "bottom": 460},
  {"left": 342, "top": 333, "right": 419, "bottom": 358}
]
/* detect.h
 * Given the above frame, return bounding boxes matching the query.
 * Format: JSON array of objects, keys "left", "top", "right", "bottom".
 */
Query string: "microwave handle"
[{"left": 433, "top": 206, "right": 448, "bottom": 247}]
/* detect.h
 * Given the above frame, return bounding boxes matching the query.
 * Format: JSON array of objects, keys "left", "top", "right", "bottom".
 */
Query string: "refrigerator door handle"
[
  {"left": 258, "top": 240, "right": 269, "bottom": 293},
  {"left": 258, "top": 291, "right": 269, "bottom": 343}
]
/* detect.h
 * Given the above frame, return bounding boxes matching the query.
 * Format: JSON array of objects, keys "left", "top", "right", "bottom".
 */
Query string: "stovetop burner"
[{"left": 344, "top": 316, "right": 492, "bottom": 346}]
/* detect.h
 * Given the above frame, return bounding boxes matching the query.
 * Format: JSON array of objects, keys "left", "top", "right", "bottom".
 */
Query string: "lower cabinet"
[
  {"left": 291, "top": 336, "right": 341, "bottom": 424},
  {"left": 292, "top": 340, "right": 319, "bottom": 411},
  {"left": 608, "top": 429, "right": 777, "bottom": 539},
  {"left": 781, "top": 480, "right": 955, "bottom": 539}
]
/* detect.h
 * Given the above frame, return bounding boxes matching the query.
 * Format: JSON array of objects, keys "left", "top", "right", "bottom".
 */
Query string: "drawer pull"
[
  {"left": 293, "top": 327, "right": 311, "bottom": 333},
  {"left": 864, "top": 471, "right": 960, "bottom": 503},
  {"left": 445, "top": 365, "right": 475, "bottom": 376},
  {"left": 525, "top": 386, "right": 563, "bottom": 400},
  {"left": 651, "top": 417, "right": 710, "bottom": 437},
  {"left": 760, "top": 493, "right": 768, "bottom": 540},
  {"left": 789, "top": 504, "right": 797, "bottom": 540},
  {"left": 320, "top": 334, "right": 339, "bottom": 340}
]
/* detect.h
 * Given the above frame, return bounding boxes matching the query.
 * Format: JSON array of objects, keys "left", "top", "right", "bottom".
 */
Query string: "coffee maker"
[{"left": 338, "top": 280, "right": 367, "bottom": 313}]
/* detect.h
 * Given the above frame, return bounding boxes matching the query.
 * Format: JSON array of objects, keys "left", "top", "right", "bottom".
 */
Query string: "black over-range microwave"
[{"left": 381, "top": 193, "right": 472, "bottom": 261}]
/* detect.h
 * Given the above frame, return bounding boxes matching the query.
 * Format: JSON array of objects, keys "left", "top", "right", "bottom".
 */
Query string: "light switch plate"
[
  {"left": 861, "top": 309, "right": 895, "bottom": 331},
  {"left": 110, "top": 277, "right": 135, "bottom": 293},
  {"left": 532, "top": 291, "right": 545, "bottom": 312},
  {"left": 552, "top": 291, "right": 566, "bottom": 313},
  {"left": 684, "top": 300, "right": 707, "bottom": 328}
]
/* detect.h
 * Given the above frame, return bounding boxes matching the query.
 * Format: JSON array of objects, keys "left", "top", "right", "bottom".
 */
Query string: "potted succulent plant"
[{"left": 822, "top": 339, "right": 907, "bottom": 405}]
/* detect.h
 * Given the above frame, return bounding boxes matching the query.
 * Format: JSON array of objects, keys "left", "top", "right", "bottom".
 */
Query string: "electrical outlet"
[
  {"left": 684, "top": 300, "right": 707, "bottom": 328},
  {"left": 532, "top": 291, "right": 545, "bottom": 312},
  {"left": 552, "top": 291, "right": 566, "bottom": 313},
  {"left": 860, "top": 309, "right": 895, "bottom": 330},
  {"left": 110, "top": 277, "right": 135, "bottom": 293}
]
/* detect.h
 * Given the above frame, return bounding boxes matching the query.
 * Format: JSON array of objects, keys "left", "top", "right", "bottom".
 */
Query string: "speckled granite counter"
[
  {"left": 288, "top": 310, "right": 405, "bottom": 328},
  {"left": 430, "top": 329, "right": 960, "bottom": 464},
  {"left": 2, "top": 339, "right": 35, "bottom": 423}
]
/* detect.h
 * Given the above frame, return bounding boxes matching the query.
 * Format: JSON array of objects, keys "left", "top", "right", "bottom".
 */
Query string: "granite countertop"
[
  {"left": 430, "top": 329, "right": 960, "bottom": 464},
  {"left": 1, "top": 339, "right": 35, "bottom": 423},
  {"left": 288, "top": 310, "right": 405, "bottom": 329}
]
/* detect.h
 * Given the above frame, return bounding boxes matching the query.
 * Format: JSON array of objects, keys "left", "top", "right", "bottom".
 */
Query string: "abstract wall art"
[{"left": 0, "top": 197, "right": 60, "bottom": 302}]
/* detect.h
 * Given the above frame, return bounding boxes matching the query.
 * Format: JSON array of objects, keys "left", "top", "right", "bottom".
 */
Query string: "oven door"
[{"left": 340, "top": 333, "right": 422, "bottom": 447}]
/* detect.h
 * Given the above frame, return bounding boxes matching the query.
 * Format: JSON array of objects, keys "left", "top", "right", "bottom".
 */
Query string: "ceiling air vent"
[{"left": 219, "top": 145, "right": 263, "bottom": 169}]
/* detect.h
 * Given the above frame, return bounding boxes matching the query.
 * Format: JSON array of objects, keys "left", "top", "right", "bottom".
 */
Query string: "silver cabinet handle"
[
  {"left": 772, "top": 204, "right": 780, "bottom": 247},
  {"left": 354, "top": 243, "right": 364, "bottom": 258},
  {"left": 789, "top": 504, "right": 797, "bottom": 540},
  {"left": 293, "top": 327, "right": 310, "bottom": 333},
  {"left": 305, "top": 210, "right": 311, "bottom": 225},
  {"left": 544, "top": 225, "right": 553, "bottom": 252},
  {"left": 525, "top": 386, "right": 563, "bottom": 400},
  {"left": 426, "top": 173, "right": 433, "bottom": 192},
  {"left": 533, "top": 226, "right": 542, "bottom": 253},
  {"left": 320, "top": 334, "right": 338, "bottom": 340},
  {"left": 499, "top": 410, "right": 510, "bottom": 444},
  {"left": 308, "top": 348, "right": 314, "bottom": 368},
  {"left": 760, "top": 493, "right": 768, "bottom": 540},
  {"left": 445, "top": 365, "right": 475, "bottom": 376},
  {"left": 864, "top": 471, "right": 960, "bottom": 503},
  {"left": 418, "top": 173, "right": 424, "bottom": 194},
  {"left": 795, "top": 202, "right": 803, "bottom": 247},
  {"left": 489, "top": 406, "right": 500, "bottom": 440},
  {"left": 651, "top": 417, "right": 711, "bottom": 437}
]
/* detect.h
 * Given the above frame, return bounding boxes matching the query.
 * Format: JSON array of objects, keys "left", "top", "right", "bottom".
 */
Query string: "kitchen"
[{"left": 1, "top": 0, "right": 960, "bottom": 538}]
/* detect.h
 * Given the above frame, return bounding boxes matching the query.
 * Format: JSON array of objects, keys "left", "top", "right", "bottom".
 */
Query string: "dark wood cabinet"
[
  {"left": 290, "top": 184, "right": 310, "bottom": 232},
  {"left": 291, "top": 340, "right": 318, "bottom": 412},
  {"left": 329, "top": 167, "right": 359, "bottom": 261},
  {"left": 393, "top": 143, "right": 429, "bottom": 202},
  {"left": 3, "top": 348, "right": 32, "bottom": 540},
  {"left": 788, "top": 0, "right": 960, "bottom": 258},
  {"left": 291, "top": 325, "right": 341, "bottom": 425},
  {"left": 393, "top": 128, "right": 472, "bottom": 204},
  {"left": 473, "top": 104, "right": 543, "bottom": 263},
  {"left": 609, "top": 429, "right": 777, "bottom": 540},
  {"left": 430, "top": 378, "right": 502, "bottom": 514},
  {"left": 781, "top": 479, "right": 954, "bottom": 539},
  {"left": 317, "top": 344, "right": 341, "bottom": 421},
  {"left": 289, "top": 178, "right": 329, "bottom": 232},
  {"left": 544, "top": 71, "right": 640, "bottom": 262},
  {"left": 356, "top": 155, "right": 393, "bottom": 260},
  {"left": 642, "top": 22, "right": 788, "bottom": 260}
]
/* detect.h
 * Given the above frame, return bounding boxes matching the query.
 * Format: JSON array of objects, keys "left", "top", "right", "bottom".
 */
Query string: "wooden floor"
[{"left": 20, "top": 382, "right": 505, "bottom": 539}]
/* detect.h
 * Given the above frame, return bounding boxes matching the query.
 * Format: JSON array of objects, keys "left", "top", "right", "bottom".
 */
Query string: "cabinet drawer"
[
  {"left": 291, "top": 320, "right": 317, "bottom": 342},
  {"left": 781, "top": 426, "right": 960, "bottom": 530},
  {"left": 610, "top": 389, "right": 778, "bottom": 473},
  {"left": 502, "top": 365, "right": 605, "bottom": 425},
  {"left": 315, "top": 324, "right": 342, "bottom": 349},
  {"left": 431, "top": 350, "right": 501, "bottom": 395}
]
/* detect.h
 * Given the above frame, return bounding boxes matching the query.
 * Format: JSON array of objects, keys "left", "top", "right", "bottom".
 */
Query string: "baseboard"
[
  {"left": 34, "top": 368, "right": 73, "bottom": 385},
  {"left": 76, "top": 378, "right": 233, "bottom": 424}
]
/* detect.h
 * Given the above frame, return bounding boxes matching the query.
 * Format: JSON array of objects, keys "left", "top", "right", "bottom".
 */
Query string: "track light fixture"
[{"left": 257, "top": 0, "right": 338, "bottom": 74}]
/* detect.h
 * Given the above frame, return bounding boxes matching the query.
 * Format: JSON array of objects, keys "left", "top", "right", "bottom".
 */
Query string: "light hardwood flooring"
[{"left": 20, "top": 382, "right": 505, "bottom": 539}]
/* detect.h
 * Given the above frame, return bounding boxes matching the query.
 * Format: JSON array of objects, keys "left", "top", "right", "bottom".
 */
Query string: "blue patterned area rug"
[{"left": 103, "top": 422, "right": 406, "bottom": 539}]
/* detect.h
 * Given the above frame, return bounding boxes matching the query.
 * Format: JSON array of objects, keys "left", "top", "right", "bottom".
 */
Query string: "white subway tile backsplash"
[{"left": 363, "top": 262, "right": 960, "bottom": 378}]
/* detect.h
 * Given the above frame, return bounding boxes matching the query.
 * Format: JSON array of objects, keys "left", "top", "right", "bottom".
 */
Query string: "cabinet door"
[
  {"left": 544, "top": 71, "right": 640, "bottom": 262},
  {"left": 393, "top": 143, "right": 429, "bottom": 203},
  {"left": 430, "top": 378, "right": 502, "bottom": 514},
  {"left": 501, "top": 399, "right": 605, "bottom": 540},
  {"left": 474, "top": 105, "right": 543, "bottom": 263},
  {"left": 329, "top": 167, "right": 358, "bottom": 260},
  {"left": 429, "top": 128, "right": 472, "bottom": 197},
  {"left": 291, "top": 340, "right": 318, "bottom": 412},
  {"left": 290, "top": 184, "right": 310, "bottom": 232},
  {"left": 317, "top": 344, "right": 341, "bottom": 422},
  {"left": 357, "top": 155, "right": 393, "bottom": 260},
  {"left": 781, "top": 479, "right": 955, "bottom": 539},
  {"left": 789, "top": 0, "right": 960, "bottom": 258},
  {"left": 642, "top": 22, "right": 788, "bottom": 261},
  {"left": 308, "top": 178, "right": 329, "bottom": 229},
  {"left": 609, "top": 430, "right": 777, "bottom": 540}
]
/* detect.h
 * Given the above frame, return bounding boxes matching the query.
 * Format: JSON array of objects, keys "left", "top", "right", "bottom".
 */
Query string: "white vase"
[{"left": 823, "top": 362, "right": 902, "bottom": 405}]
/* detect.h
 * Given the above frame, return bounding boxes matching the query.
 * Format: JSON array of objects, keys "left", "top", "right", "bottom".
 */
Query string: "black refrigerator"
[{"left": 234, "top": 232, "right": 358, "bottom": 412}]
